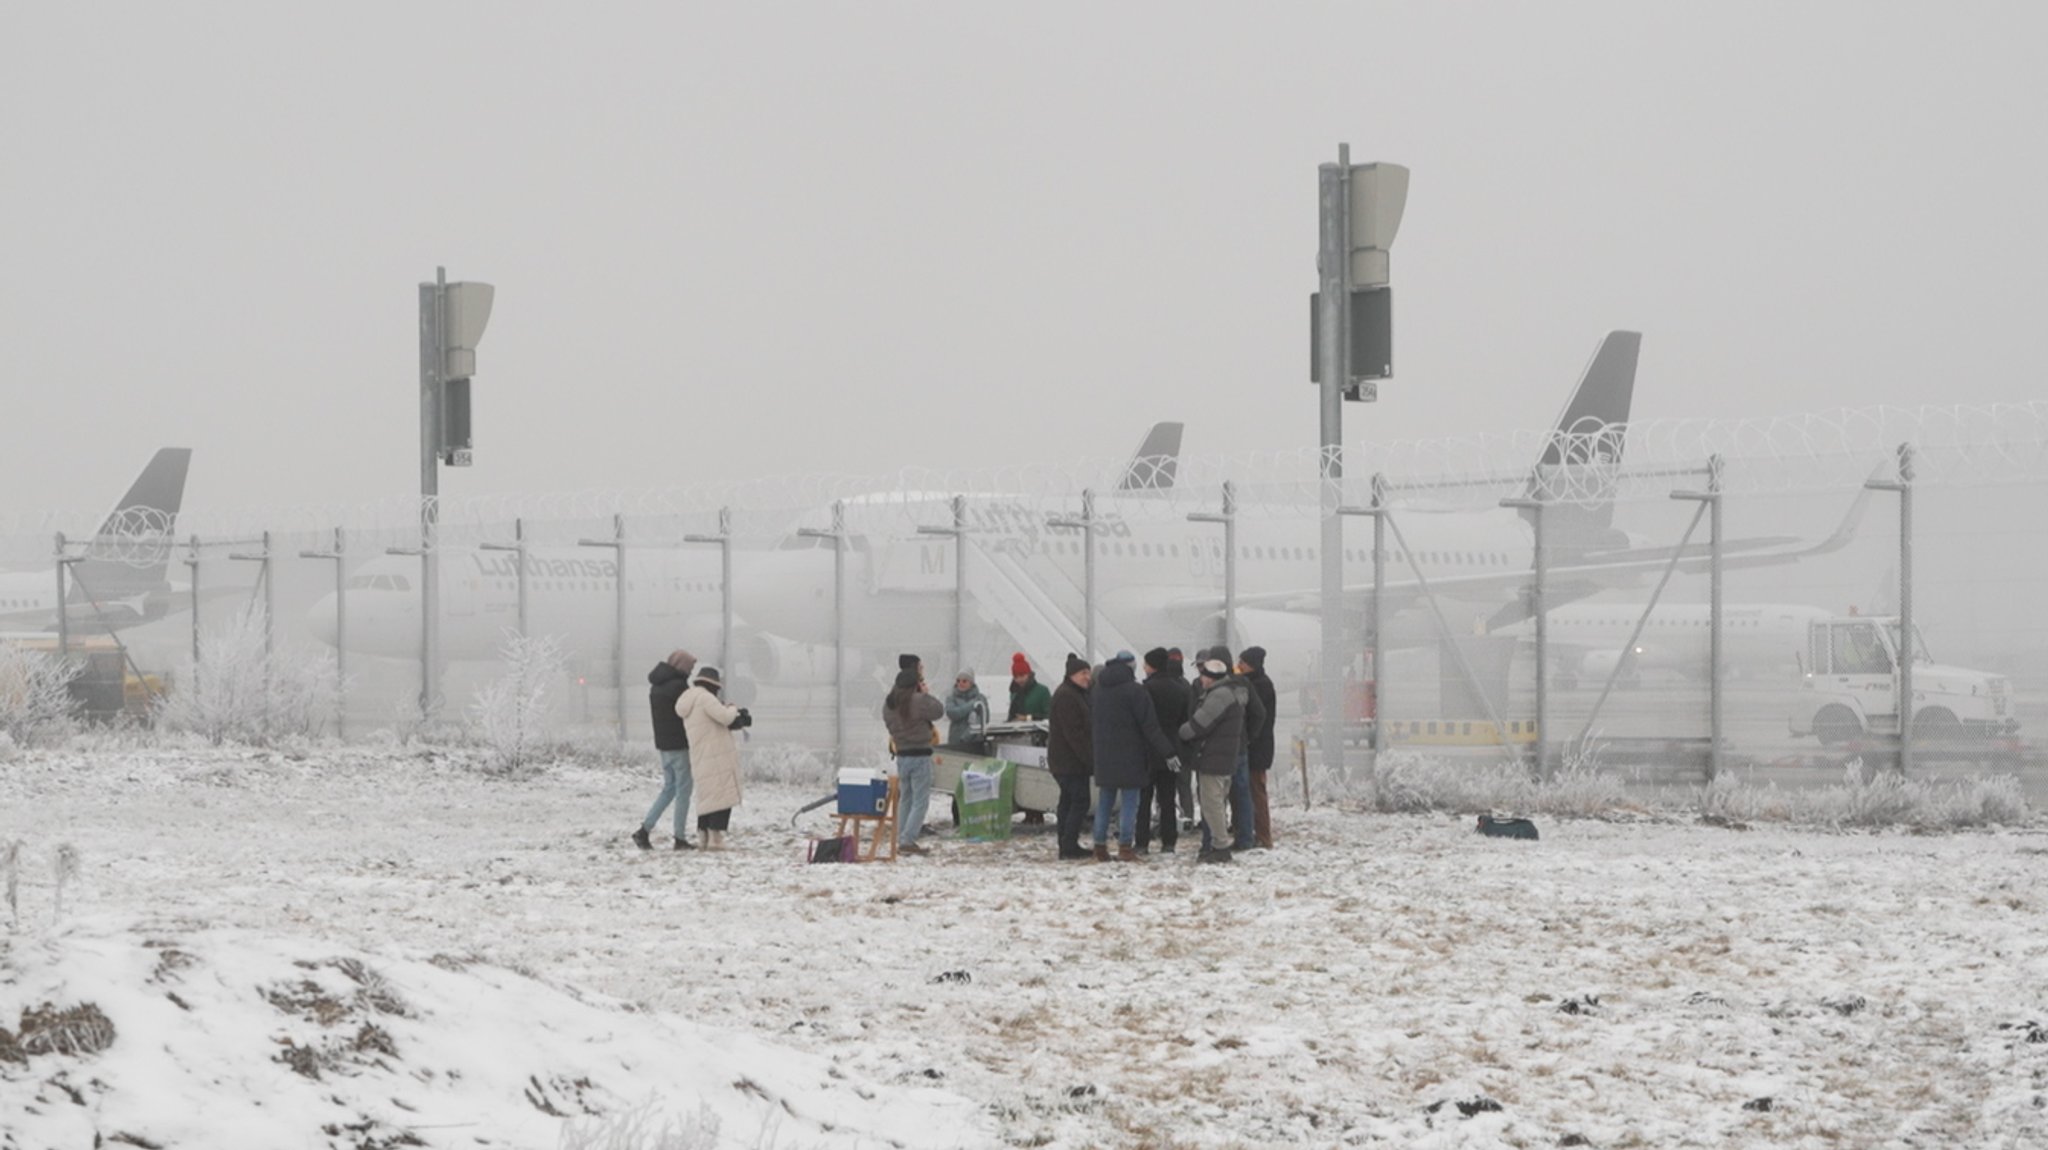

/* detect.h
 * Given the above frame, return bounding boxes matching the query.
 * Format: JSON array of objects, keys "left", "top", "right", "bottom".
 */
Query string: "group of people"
[
  {"left": 631, "top": 649, "right": 753, "bottom": 851},
  {"left": 1040, "top": 645, "right": 1277, "bottom": 864},
  {"left": 628, "top": 641, "right": 1278, "bottom": 866}
]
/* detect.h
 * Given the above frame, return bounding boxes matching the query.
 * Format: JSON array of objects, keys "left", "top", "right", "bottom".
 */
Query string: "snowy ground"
[{"left": 4, "top": 742, "right": 2047, "bottom": 1148}]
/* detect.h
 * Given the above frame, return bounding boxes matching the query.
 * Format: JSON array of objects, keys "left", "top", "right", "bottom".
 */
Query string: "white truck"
[{"left": 1791, "top": 615, "right": 2017, "bottom": 745}]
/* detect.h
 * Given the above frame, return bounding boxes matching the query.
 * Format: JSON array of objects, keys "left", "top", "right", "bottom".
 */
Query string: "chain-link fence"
[{"left": 8, "top": 404, "right": 2047, "bottom": 798}]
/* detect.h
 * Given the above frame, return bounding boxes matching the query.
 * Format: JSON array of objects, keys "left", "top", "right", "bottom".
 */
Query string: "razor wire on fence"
[{"left": 9, "top": 402, "right": 2048, "bottom": 549}]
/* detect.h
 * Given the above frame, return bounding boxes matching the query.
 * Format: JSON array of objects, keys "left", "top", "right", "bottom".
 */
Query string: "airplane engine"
[
  {"left": 737, "top": 631, "right": 860, "bottom": 689},
  {"left": 1572, "top": 648, "right": 1641, "bottom": 688}
]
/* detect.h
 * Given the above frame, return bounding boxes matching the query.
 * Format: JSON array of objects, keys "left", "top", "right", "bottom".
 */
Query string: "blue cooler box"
[{"left": 836, "top": 773, "right": 888, "bottom": 816}]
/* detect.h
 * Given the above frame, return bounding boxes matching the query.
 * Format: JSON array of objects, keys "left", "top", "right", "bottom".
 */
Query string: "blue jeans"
[
  {"left": 1093, "top": 785, "right": 1141, "bottom": 848},
  {"left": 897, "top": 755, "right": 933, "bottom": 847},
  {"left": 641, "top": 748, "right": 692, "bottom": 839}
]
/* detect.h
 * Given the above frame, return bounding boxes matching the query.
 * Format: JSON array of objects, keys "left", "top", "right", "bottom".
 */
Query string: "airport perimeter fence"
[{"left": 8, "top": 401, "right": 2048, "bottom": 796}]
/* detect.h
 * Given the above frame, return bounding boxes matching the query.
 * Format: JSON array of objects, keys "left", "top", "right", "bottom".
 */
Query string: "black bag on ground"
[{"left": 1476, "top": 815, "right": 1538, "bottom": 841}]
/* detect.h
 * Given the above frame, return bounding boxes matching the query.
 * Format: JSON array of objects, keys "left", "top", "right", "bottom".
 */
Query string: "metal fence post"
[
  {"left": 576, "top": 514, "right": 629, "bottom": 742},
  {"left": 1865, "top": 443, "right": 1916, "bottom": 774},
  {"left": 798, "top": 501, "right": 848, "bottom": 767},
  {"left": 684, "top": 506, "right": 736, "bottom": 672},
  {"left": 916, "top": 495, "right": 971, "bottom": 673},
  {"left": 299, "top": 528, "right": 348, "bottom": 738},
  {"left": 1500, "top": 494, "right": 1549, "bottom": 774},
  {"left": 1046, "top": 490, "right": 1099, "bottom": 661},
  {"left": 53, "top": 532, "right": 69, "bottom": 660},
  {"left": 1187, "top": 481, "right": 1238, "bottom": 651}
]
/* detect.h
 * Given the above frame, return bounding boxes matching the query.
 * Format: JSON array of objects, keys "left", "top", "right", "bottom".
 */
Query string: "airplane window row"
[
  {"left": 3, "top": 599, "right": 37, "bottom": 608},
  {"left": 476, "top": 580, "right": 725, "bottom": 593},
  {"left": 1035, "top": 539, "right": 1512, "bottom": 567},
  {"left": 1565, "top": 618, "right": 1763, "bottom": 628}
]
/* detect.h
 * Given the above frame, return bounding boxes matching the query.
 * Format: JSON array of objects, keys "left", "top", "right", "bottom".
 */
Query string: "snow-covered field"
[{"left": 4, "top": 742, "right": 2047, "bottom": 1148}]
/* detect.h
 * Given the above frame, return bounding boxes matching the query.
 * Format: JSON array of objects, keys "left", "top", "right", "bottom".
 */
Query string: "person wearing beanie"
[
  {"left": 899, "top": 653, "right": 923, "bottom": 676},
  {"left": 1089, "top": 647, "right": 1180, "bottom": 863},
  {"left": 1166, "top": 646, "right": 1194, "bottom": 825},
  {"left": 1008, "top": 652, "right": 1051, "bottom": 721},
  {"left": 1179, "top": 656, "right": 1249, "bottom": 864},
  {"left": 883, "top": 665, "right": 945, "bottom": 855},
  {"left": 676, "top": 665, "right": 750, "bottom": 850},
  {"left": 1138, "top": 647, "right": 1193, "bottom": 854},
  {"left": 1046, "top": 654, "right": 1095, "bottom": 860},
  {"left": 942, "top": 667, "right": 988, "bottom": 746},
  {"left": 1239, "top": 646, "right": 1279, "bottom": 849},
  {"left": 634, "top": 648, "right": 698, "bottom": 851},
  {"left": 1221, "top": 652, "right": 1266, "bottom": 853}
]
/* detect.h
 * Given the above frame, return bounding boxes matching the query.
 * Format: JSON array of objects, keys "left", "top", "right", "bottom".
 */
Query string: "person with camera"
[
  {"left": 676, "top": 665, "right": 752, "bottom": 851},
  {"left": 882, "top": 661, "right": 945, "bottom": 856}
]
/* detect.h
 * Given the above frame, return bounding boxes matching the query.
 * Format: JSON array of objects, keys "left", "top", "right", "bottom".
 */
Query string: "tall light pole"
[
  {"left": 1312, "top": 147, "right": 1407, "bottom": 782},
  {"left": 417, "top": 267, "right": 494, "bottom": 720}
]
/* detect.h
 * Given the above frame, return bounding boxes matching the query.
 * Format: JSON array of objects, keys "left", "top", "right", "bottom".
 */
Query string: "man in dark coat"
[
  {"left": 1137, "top": 647, "right": 1192, "bottom": 854},
  {"left": 1046, "top": 653, "right": 1095, "bottom": 860},
  {"left": 1167, "top": 646, "right": 1194, "bottom": 826},
  {"left": 633, "top": 649, "right": 696, "bottom": 850},
  {"left": 1088, "top": 650, "right": 1179, "bottom": 862},
  {"left": 1179, "top": 655, "right": 1247, "bottom": 864},
  {"left": 1240, "top": 646, "right": 1280, "bottom": 849}
]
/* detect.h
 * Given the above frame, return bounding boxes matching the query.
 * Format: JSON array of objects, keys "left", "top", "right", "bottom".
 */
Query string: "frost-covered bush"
[
  {"left": 1698, "top": 760, "right": 2031, "bottom": 829},
  {"left": 742, "top": 742, "right": 831, "bottom": 787},
  {"left": 469, "top": 632, "right": 566, "bottom": 774},
  {"left": 1316, "top": 743, "right": 1636, "bottom": 818},
  {"left": 155, "top": 607, "right": 339, "bottom": 746},
  {"left": 0, "top": 643, "right": 80, "bottom": 748}
]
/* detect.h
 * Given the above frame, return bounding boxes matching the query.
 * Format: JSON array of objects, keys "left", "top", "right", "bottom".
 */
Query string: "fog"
[{"left": 5, "top": 3, "right": 2047, "bottom": 515}]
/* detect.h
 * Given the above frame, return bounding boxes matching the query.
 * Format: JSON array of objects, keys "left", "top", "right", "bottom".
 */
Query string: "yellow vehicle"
[{"left": 0, "top": 633, "right": 166, "bottom": 722}]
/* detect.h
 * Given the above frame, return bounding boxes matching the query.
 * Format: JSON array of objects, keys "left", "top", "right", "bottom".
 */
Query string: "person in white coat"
[{"left": 676, "top": 666, "right": 752, "bottom": 850}]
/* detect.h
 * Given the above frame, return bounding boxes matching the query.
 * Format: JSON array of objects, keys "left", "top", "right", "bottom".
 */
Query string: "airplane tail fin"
[
  {"left": 71, "top": 448, "right": 191, "bottom": 605},
  {"left": 1524, "top": 332, "right": 1639, "bottom": 542},
  {"left": 1117, "top": 421, "right": 1183, "bottom": 491}
]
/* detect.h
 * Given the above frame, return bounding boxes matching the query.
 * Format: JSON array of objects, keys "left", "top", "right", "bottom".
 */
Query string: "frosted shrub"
[
  {"left": 1699, "top": 761, "right": 2032, "bottom": 829},
  {"left": 155, "top": 607, "right": 339, "bottom": 746},
  {"left": 742, "top": 742, "right": 831, "bottom": 787},
  {"left": 1316, "top": 741, "right": 1634, "bottom": 817},
  {"left": 469, "top": 632, "right": 566, "bottom": 774},
  {"left": 0, "top": 642, "right": 80, "bottom": 747}
]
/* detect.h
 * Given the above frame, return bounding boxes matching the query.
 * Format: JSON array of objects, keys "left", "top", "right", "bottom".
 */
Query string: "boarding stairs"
[{"left": 965, "top": 539, "right": 1137, "bottom": 674}]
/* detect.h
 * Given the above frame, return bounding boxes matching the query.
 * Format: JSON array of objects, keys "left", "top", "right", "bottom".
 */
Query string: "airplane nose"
[{"left": 306, "top": 595, "right": 338, "bottom": 648}]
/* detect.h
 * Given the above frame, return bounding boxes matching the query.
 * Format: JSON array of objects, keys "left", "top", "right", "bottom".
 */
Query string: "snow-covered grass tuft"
[
  {"left": 1327, "top": 744, "right": 1636, "bottom": 818},
  {"left": 1700, "top": 760, "right": 2032, "bottom": 829},
  {"left": 469, "top": 632, "right": 568, "bottom": 775},
  {"left": 0, "top": 642, "right": 79, "bottom": 748},
  {"left": 740, "top": 741, "right": 833, "bottom": 788},
  {"left": 154, "top": 607, "right": 339, "bottom": 746}
]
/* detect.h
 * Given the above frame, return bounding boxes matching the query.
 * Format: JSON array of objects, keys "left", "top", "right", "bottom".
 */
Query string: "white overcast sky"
[{"left": 4, "top": 2, "right": 2044, "bottom": 515}]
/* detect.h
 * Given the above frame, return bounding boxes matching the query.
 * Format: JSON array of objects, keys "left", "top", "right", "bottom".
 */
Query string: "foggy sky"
[{"left": 4, "top": 2, "right": 2045, "bottom": 518}]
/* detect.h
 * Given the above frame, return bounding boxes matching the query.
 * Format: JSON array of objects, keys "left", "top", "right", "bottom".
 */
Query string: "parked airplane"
[
  {"left": 0, "top": 448, "right": 192, "bottom": 633},
  {"left": 734, "top": 332, "right": 1869, "bottom": 688},
  {"left": 303, "top": 424, "right": 1187, "bottom": 694}
]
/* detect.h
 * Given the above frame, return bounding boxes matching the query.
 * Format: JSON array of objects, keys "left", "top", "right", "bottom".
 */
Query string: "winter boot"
[
  {"left": 673, "top": 835, "right": 694, "bottom": 851},
  {"left": 1117, "top": 844, "right": 1145, "bottom": 864},
  {"left": 1092, "top": 843, "right": 1112, "bottom": 864},
  {"left": 706, "top": 830, "right": 725, "bottom": 851},
  {"left": 631, "top": 827, "right": 652, "bottom": 851}
]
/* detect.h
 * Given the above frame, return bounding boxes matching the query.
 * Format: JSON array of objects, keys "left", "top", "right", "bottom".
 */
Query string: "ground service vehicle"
[
  {"left": 0, "top": 633, "right": 165, "bottom": 723},
  {"left": 1791, "top": 615, "right": 2015, "bottom": 745}
]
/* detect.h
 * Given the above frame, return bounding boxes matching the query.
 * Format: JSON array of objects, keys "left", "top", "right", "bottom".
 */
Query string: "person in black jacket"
[
  {"left": 633, "top": 649, "right": 697, "bottom": 850},
  {"left": 1167, "top": 646, "right": 1195, "bottom": 828},
  {"left": 1137, "top": 647, "right": 1192, "bottom": 854},
  {"left": 1089, "top": 650, "right": 1179, "bottom": 862},
  {"left": 1046, "top": 653, "right": 1095, "bottom": 861},
  {"left": 1241, "top": 646, "right": 1280, "bottom": 849}
]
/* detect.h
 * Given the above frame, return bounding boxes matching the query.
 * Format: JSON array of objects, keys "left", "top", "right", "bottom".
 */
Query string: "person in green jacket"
[{"left": 1006, "top": 652, "right": 1051, "bottom": 721}]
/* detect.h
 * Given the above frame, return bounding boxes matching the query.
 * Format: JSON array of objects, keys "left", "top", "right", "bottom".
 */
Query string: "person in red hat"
[{"left": 1006, "top": 652, "right": 1051, "bottom": 721}]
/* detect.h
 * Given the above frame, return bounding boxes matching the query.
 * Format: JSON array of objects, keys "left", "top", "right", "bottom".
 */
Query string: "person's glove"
[
  {"left": 729, "top": 708, "right": 753, "bottom": 730},
  {"left": 1165, "top": 756, "right": 1183, "bottom": 774}
]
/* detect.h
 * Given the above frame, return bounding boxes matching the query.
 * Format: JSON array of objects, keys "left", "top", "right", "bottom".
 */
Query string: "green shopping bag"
[{"left": 956, "top": 760, "right": 1017, "bottom": 841}]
